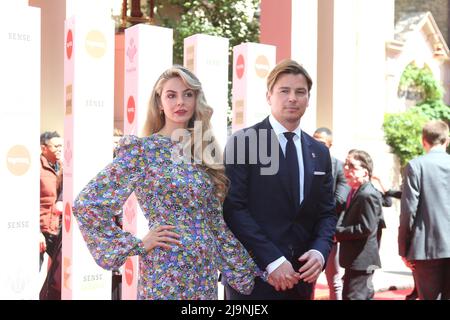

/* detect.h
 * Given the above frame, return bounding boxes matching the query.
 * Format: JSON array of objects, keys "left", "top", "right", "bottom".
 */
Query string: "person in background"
[
  {"left": 336, "top": 149, "right": 382, "bottom": 300},
  {"left": 72, "top": 65, "right": 261, "bottom": 300},
  {"left": 399, "top": 120, "right": 450, "bottom": 300},
  {"left": 39, "top": 131, "right": 63, "bottom": 268},
  {"left": 39, "top": 131, "right": 63, "bottom": 299},
  {"left": 313, "top": 127, "right": 349, "bottom": 300}
]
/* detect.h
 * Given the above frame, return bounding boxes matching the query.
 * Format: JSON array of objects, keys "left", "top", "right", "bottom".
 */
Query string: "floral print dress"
[{"left": 73, "top": 134, "right": 260, "bottom": 299}]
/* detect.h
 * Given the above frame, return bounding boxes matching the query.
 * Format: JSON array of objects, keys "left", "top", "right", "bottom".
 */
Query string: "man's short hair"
[
  {"left": 314, "top": 127, "right": 333, "bottom": 137},
  {"left": 348, "top": 149, "right": 374, "bottom": 179},
  {"left": 422, "top": 120, "right": 449, "bottom": 146},
  {"left": 40, "top": 131, "right": 60, "bottom": 146},
  {"left": 266, "top": 59, "right": 313, "bottom": 93}
]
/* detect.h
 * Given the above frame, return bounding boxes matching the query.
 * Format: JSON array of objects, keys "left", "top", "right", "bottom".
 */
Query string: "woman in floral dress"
[{"left": 73, "top": 66, "right": 262, "bottom": 299}]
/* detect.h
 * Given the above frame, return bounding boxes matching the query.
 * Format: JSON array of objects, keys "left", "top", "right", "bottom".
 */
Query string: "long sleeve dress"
[{"left": 73, "top": 134, "right": 261, "bottom": 300}]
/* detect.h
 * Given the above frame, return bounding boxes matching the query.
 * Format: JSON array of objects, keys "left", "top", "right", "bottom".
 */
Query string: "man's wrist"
[
  {"left": 266, "top": 256, "right": 287, "bottom": 274},
  {"left": 309, "top": 249, "right": 325, "bottom": 267}
]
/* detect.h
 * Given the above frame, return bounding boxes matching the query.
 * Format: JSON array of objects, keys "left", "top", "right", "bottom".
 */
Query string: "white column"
[
  {"left": 184, "top": 34, "right": 229, "bottom": 148},
  {"left": 122, "top": 24, "right": 173, "bottom": 300},
  {"left": 291, "top": 0, "right": 318, "bottom": 135},
  {"left": 0, "top": 4, "right": 41, "bottom": 300},
  {"left": 62, "top": 14, "right": 114, "bottom": 300},
  {"left": 332, "top": 0, "right": 390, "bottom": 158},
  {"left": 232, "top": 43, "right": 276, "bottom": 132},
  {"left": 329, "top": 0, "right": 359, "bottom": 160},
  {"left": 352, "top": 1, "right": 394, "bottom": 184}
]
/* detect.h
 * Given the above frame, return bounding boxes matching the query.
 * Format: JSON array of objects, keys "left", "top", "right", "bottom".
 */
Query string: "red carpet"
[{"left": 314, "top": 283, "right": 415, "bottom": 300}]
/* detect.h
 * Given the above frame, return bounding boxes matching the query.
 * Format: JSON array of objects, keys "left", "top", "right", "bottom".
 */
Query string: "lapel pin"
[{"left": 311, "top": 152, "right": 316, "bottom": 158}]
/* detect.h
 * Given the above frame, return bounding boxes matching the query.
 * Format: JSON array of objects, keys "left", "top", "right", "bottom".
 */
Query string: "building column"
[{"left": 260, "top": 0, "right": 318, "bottom": 134}]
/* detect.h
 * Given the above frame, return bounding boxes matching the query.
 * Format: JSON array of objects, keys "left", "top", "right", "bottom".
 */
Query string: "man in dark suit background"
[
  {"left": 223, "top": 59, "right": 337, "bottom": 300},
  {"left": 399, "top": 120, "right": 450, "bottom": 300},
  {"left": 313, "top": 127, "right": 349, "bottom": 300}
]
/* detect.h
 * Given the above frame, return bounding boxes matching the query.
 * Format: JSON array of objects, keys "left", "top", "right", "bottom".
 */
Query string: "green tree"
[
  {"left": 415, "top": 99, "right": 450, "bottom": 123},
  {"left": 398, "top": 63, "right": 443, "bottom": 101},
  {"left": 154, "top": 0, "right": 260, "bottom": 64},
  {"left": 383, "top": 109, "right": 429, "bottom": 167},
  {"left": 383, "top": 62, "right": 450, "bottom": 166}
]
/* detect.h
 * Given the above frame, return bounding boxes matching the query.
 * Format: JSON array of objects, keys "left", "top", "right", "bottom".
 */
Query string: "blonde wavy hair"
[{"left": 141, "top": 65, "right": 229, "bottom": 202}]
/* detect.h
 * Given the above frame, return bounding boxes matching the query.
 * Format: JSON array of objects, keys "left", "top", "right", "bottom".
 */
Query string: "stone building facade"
[{"left": 396, "top": 0, "right": 450, "bottom": 44}]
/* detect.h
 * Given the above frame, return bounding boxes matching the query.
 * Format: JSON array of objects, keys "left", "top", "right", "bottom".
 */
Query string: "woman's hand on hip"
[{"left": 142, "top": 225, "right": 181, "bottom": 252}]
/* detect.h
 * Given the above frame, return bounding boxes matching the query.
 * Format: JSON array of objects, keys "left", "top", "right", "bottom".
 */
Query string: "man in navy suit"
[{"left": 223, "top": 59, "right": 337, "bottom": 300}]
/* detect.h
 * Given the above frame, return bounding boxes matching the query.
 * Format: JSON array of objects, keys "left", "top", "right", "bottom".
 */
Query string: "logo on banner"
[
  {"left": 85, "top": 98, "right": 105, "bottom": 108},
  {"left": 125, "top": 258, "right": 134, "bottom": 286},
  {"left": 63, "top": 256, "right": 72, "bottom": 290},
  {"left": 81, "top": 273, "right": 105, "bottom": 291},
  {"left": 124, "top": 197, "right": 136, "bottom": 225},
  {"left": 234, "top": 100, "right": 245, "bottom": 125},
  {"left": 255, "top": 55, "right": 270, "bottom": 78},
  {"left": 66, "top": 30, "right": 73, "bottom": 60},
  {"left": 127, "top": 96, "right": 136, "bottom": 124},
  {"left": 236, "top": 54, "right": 245, "bottom": 79},
  {"left": 65, "top": 85, "right": 72, "bottom": 115},
  {"left": 9, "top": 269, "right": 28, "bottom": 294},
  {"left": 64, "top": 140, "right": 72, "bottom": 168},
  {"left": 85, "top": 30, "right": 107, "bottom": 58},
  {"left": 8, "top": 32, "right": 31, "bottom": 42},
  {"left": 185, "top": 45, "right": 195, "bottom": 72},
  {"left": 64, "top": 202, "right": 71, "bottom": 233},
  {"left": 6, "top": 145, "right": 31, "bottom": 176},
  {"left": 8, "top": 220, "right": 30, "bottom": 229},
  {"left": 127, "top": 38, "right": 137, "bottom": 63}
]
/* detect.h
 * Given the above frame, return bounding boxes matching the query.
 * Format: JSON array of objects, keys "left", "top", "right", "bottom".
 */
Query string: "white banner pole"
[
  {"left": 232, "top": 43, "right": 276, "bottom": 132},
  {"left": 0, "top": 4, "right": 41, "bottom": 299},
  {"left": 62, "top": 12, "right": 114, "bottom": 300},
  {"left": 184, "top": 34, "right": 229, "bottom": 148},
  {"left": 122, "top": 23, "right": 173, "bottom": 300}
]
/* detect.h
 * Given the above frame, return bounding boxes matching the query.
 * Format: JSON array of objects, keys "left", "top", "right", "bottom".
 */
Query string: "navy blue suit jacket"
[{"left": 223, "top": 117, "right": 337, "bottom": 273}]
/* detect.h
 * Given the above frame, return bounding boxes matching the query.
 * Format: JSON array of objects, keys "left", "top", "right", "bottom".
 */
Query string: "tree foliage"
[
  {"left": 383, "top": 62, "right": 450, "bottom": 166},
  {"left": 398, "top": 63, "right": 443, "bottom": 101},
  {"left": 383, "top": 109, "right": 429, "bottom": 167},
  {"left": 154, "top": 0, "right": 260, "bottom": 64},
  {"left": 415, "top": 99, "right": 450, "bottom": 122}
]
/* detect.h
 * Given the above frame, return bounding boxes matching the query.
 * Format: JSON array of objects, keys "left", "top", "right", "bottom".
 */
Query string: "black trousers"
[
  {"left": 111, "top": 270, "right": 122, "bottom": 300},
  {"left": 39, "top": 232, "right": 59, "bottom": 271},
  {"left": 413, "top": 258, "right": 450, "bottom": 300},
  {"left": 40, "top": 232, "right": 62, "bottom": 300}
]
